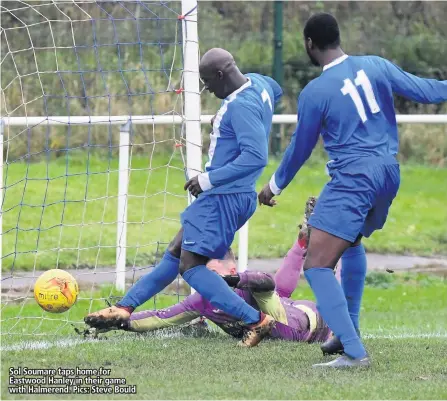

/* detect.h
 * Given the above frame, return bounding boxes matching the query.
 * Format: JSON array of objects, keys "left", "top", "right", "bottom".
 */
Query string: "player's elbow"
[
  {"left": 257, "top": 151, "right": 269, "bottom": 168},
  {"left": 410, "top": 94, "right": 440, "bottom": 104},
  {"left": 247, "top": 153, "right": 268, "bottom": 170},
  {"left": 240, "top": 147, "right": 268, "bottom": 171},
  {"left": 257, "top": 155, "right": 268, "bottom": 169},
  {"left": 263, "top": 273, "right": 276, "bottom": 291},
  {"left": 239, "top": 272, "right": 275, "bottom": 292},
  {"left": 423, "top": 95, "right": 447, "bottom": 104}
]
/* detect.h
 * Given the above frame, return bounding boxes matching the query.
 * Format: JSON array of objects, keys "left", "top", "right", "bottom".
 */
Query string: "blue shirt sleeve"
[
  {"left": 261, "top": 75, "right": 283, "bottom": 105},
  {"left": 270, "top": 91, "right": 322, "bottom": 194},
  {"left": 205, "top": 105, "right": 268, "bottom": 188},
  {"left": 380, "top": 58, "right": 447, "bottom": 104}
]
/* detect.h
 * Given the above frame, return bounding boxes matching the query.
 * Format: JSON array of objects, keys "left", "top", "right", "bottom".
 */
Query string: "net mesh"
[{"left": 1, "top": 0, "right": 198, "bottom": 337}]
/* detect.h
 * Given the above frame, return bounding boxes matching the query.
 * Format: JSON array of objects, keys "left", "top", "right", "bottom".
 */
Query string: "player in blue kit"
[
  {"left": 258, "top": 13, "right": 447, "bottom": 367},
  {"left": 86, "top": 48, "right": 283, "bottom": 347}
]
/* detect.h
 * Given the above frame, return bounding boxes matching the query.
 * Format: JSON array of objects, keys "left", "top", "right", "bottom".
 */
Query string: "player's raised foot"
[
  {"left": 320, "top": 335, "right": 344, "bottom": 355},
  {"left": 321, "top": 329, "right": 361, "bottom": 355},
  {"left": 84, "top": 306, "right": 131, "bottom": 331},
  {"left": 297, "top": 196, "right": 317, "bottom": 249},
  {"left": 238, "top": 313, "right": 275, "bottom": 347},
  {"left": 313, "top": 354, "right": 371, "bottom": 369}
]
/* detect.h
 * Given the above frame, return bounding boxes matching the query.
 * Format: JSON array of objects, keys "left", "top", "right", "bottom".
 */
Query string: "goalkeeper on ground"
[{"left": 86, "top": 198, "right": 336, "bottom": 343}]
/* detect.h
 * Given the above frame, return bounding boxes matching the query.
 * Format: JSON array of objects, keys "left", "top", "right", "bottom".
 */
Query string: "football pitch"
[
  {"left": 2, "top": 272, "right": 447, "bottom": 400},
  {"left": 2, "top": 155, "right": 447, "bottom": 273}
]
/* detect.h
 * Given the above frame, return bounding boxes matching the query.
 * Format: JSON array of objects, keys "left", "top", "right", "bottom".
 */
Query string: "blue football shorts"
[
  {"left": 181, "top": 192, "right": 257, "bottom": 259},
  {"left": 309, "top": 158, "right": 400, "bottom": 243}
]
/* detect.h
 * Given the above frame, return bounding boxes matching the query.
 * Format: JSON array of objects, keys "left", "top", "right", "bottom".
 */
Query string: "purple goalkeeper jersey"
[{"left": 130, "top": 243, "right": 331, "bottom": 343}]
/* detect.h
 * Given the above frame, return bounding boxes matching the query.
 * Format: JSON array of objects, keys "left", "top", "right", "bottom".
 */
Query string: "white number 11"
[{"left": 341, "top": 69, "right": 380, "bottom": 123}]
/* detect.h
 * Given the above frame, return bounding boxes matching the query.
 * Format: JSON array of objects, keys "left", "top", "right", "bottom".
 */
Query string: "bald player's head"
[{"left": 199, "top": 48, "right": 245, "bottom": 99}]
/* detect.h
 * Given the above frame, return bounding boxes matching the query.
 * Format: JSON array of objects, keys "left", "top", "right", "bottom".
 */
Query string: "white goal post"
[{"left": 2, "top": 114, "right": 446, "bottom": 290}]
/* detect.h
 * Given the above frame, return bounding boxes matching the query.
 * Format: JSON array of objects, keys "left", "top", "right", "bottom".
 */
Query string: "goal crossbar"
[{"left": 2, "top": 114, "right": 447, "bottom": 126}]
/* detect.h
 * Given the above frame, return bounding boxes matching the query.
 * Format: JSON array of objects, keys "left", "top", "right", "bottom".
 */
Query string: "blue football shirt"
[
  {"left": 198, "top": 73, "right": 283, "bottom": 195},
  {"left": 270, "top": 55, "right": 447, "bottom": 194}
]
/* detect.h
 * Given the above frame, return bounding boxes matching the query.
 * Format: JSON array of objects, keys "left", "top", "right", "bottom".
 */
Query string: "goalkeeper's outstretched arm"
[{"left": 128, "top": 295, "right": 201, "bottom": 332}]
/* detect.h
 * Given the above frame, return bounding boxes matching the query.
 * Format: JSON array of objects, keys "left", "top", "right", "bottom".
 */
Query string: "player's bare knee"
[
  {"left": 167, "top": 242, "right": 181, "bottom": 259},
  {"left": 178, "top": 258, "right": 190, "bottom": 275},
  {"left": 179, "top": 250, "right": 208, "bottom": 275},
  {"left": 303, "top": 253, "right": 335, "bottom": 271},
  {"left": 179, "top": 252, "right": 192, "bottom": 275},
  {"left": 167, "top": 229, "right": 183, "bottom": 258},
  {"left": 178, "top": 260, "right": 198, "bottom": 275},
  {"left": 302, "top": 247, "right": 335, "bottom": 271},
  {"left": 303, "top": 227, "right": 350, "bottom": 270}
]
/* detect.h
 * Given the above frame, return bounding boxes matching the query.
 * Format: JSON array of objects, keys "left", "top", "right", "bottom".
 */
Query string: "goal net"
[{"left": 1, "top": 0, "right": 201, "bottom": 338}]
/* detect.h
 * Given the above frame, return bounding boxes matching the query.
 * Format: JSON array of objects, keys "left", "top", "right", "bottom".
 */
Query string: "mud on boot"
[
  {"left": 238, "top": 313, "right": 275, "bottom": 347},
  {"left": 84, "top": 305, "right": 131, "bottom": 332},
  {"left": 321, "top": 329, "right": 361, "bottom": 355}
]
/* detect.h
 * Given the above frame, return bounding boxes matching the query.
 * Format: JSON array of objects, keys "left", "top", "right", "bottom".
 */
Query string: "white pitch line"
[
  {"left": 0, "top": 328, "right": 207, "bottom": 352},
  {"left": 1, "top": 337, "right": 98, "bottom": 352},
  {"left": 363, "top": 332, "right": 447, "bottom": 339}
]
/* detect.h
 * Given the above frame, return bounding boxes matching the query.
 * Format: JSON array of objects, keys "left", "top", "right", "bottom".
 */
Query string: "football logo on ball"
[{"left": 34, "top": 269, "right": 79, "bottom": 313}]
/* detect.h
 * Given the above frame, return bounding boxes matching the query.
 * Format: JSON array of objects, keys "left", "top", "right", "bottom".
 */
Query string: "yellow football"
[{"left": 34, "top": 269, "right": 79, "bottom": 313}]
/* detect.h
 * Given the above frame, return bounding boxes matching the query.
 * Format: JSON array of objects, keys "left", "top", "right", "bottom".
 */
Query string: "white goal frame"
[{"left": 2, "top": 114, "right": 446, "bottom": 290}]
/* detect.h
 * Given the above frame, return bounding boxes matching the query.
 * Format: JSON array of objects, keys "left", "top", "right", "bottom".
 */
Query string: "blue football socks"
[
  {"left": 341, "top": 244, "right": 367, "bottom": 331},
  {"left": 117, "top": 251, "right": 179, "bottom": 309},
  {"left": 305, "top": 267, "right": 366, "bottom": 359},
  {"left": 182, "top": 265, "right": 261, "bottom": 324}
]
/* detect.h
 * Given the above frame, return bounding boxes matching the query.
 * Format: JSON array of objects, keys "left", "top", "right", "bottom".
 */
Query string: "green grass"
[
  {"left": 3, "top": 338, "right": 447, "bottom": 399},
  {"left": 1, "top": 282, "right": 183, "bottom": 337},
  {"left": 253, "top": 160, "right": 447, "bottom": 258},
  {"left": 2, "top": 274, "right": 447, "bottom": 399},
  {"left": 3, "top": 154, "right": 447, "bottom": 271}
]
